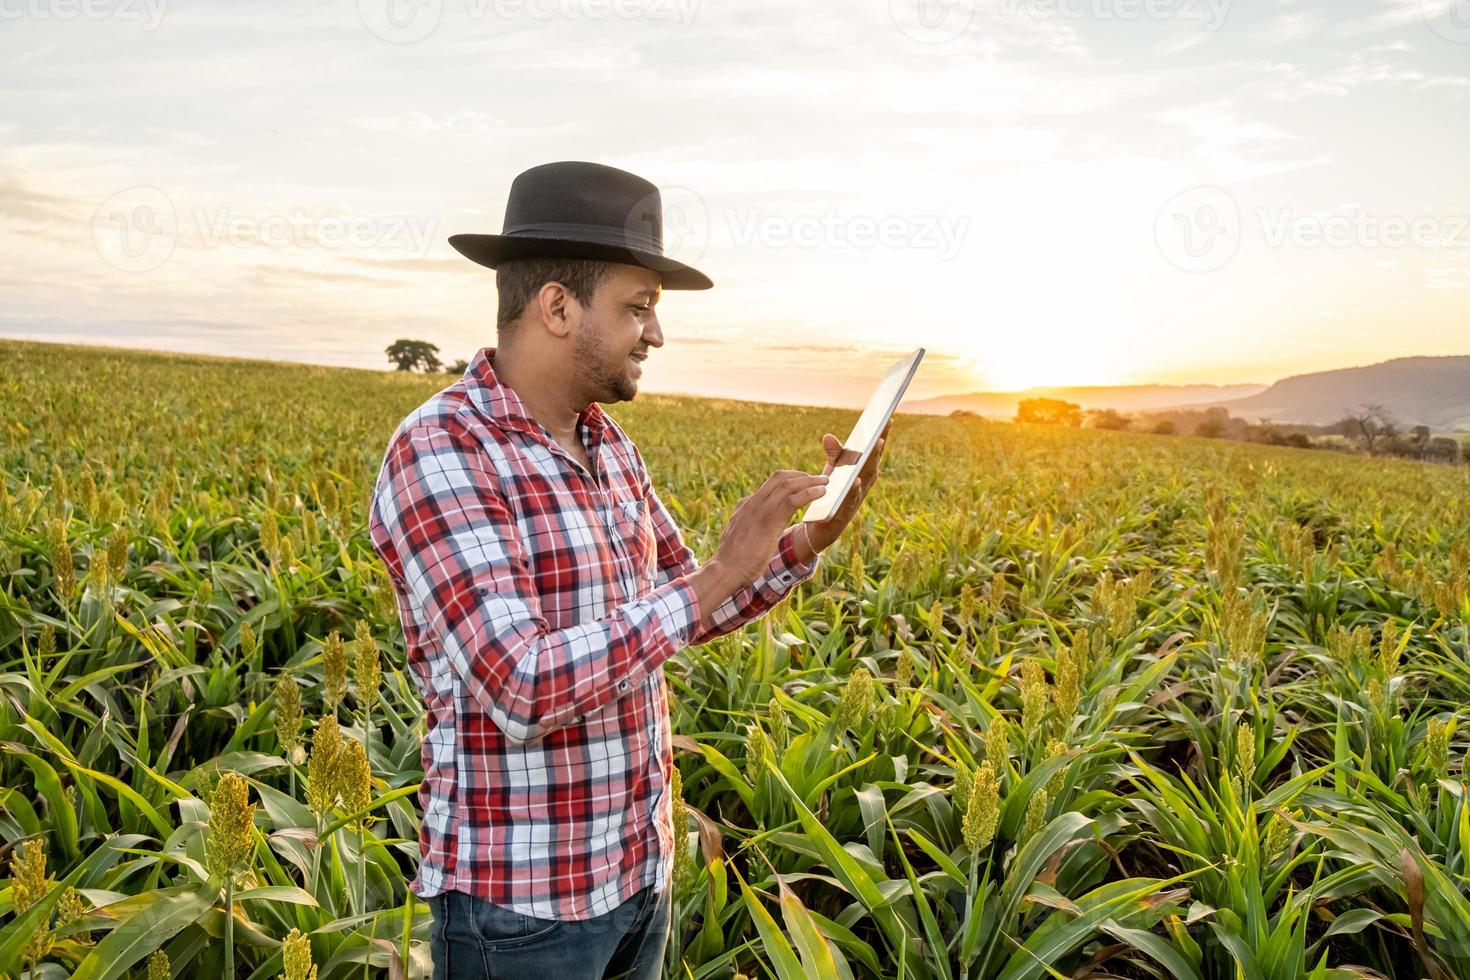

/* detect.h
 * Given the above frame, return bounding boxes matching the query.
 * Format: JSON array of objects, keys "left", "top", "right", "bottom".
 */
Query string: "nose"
[{"left": 643, "top": 312, "right": 664, "bottom": 348}]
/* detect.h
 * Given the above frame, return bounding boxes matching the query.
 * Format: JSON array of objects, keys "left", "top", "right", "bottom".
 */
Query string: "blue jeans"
[{"left": 427, "top": 884, "right": 670, "bottom": 980}]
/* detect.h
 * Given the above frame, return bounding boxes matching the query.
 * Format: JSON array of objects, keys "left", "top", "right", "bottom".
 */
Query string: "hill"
[
  {"left": 906, "top": 383, "right": 1266, "bottom": 418},
  {"left": 1216, "top": 356, "right": 1470, "bottom": 428}
]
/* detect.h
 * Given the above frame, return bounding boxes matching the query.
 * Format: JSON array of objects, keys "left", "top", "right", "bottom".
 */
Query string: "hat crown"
[
  {"left": 502, "top": 161, "right": 663, "bottom": 252},
  {"left": 446, "top": 159, "right": 712, "bottom": 289}
]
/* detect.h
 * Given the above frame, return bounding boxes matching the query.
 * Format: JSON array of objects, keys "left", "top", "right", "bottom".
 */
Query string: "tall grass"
[{"left": 0, "top": 338, "right": 1466, "bottom": 978}]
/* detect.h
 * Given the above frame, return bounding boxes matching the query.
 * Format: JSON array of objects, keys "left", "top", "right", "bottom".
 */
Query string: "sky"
[{"left": 2, "top": 0, "right": 1468, "bottom": 408}]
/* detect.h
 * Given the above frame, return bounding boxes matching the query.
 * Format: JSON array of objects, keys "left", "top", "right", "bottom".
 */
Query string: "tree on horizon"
[
  {"left": 385, "top": 339, "right": 443, "bottom": 373},
  {"left": 1017, "top": 397, "right": 1083, "bottom": 427}
]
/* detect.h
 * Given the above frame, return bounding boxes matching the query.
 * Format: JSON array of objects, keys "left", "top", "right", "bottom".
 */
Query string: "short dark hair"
[{"left": 495, "top": 257, "right": 616, "bottom": 340}]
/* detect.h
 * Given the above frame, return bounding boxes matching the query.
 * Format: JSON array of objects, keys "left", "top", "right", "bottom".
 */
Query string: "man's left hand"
[{"left": 801, "top": 420, "right": 891, "bottom": 555}]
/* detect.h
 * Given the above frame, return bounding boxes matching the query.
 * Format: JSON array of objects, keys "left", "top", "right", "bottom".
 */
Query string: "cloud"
[
  {"left": 1241, "top": 53, "right": 1470, "bottom": 101},
  {"left": 0, "top": 172, "right": 79, "bottom": 225},
  {"left": 1336, "top": 0, "right": 1451, "bottom": 35},
  {"left": 0, "top": 0, "right": 1466, "bottom": 393},
  {"left": 248, "top": 265, "right": 412, "bottom": 289},
  {"left": 344, "top": 256, "right": 483, "bottom": 275},
  {"left": 1254, "top": 7, "right": 1328, "bottom": 45}
]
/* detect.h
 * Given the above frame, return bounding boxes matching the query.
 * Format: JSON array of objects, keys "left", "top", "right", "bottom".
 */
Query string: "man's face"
[{"left": 572, "top": 263, "right": 664, "bottom": 403}]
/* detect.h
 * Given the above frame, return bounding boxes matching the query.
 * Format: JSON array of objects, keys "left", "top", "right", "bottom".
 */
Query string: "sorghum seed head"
[
  {"left": 1021, "top": 788, "right": 1049, "bottom": 844},
  {"left": 274, "top": 672, "right": 303, "bottom": 757},
  {"left": 986, "top": 716, "right": 1010, "bottom": 775},
  {"left": 239, "top": 621, "right": 258, "bottom": 660},
  {"left": 51, "top": 520, "right": 75, "bottom": 601},
  {"left": 1020, "top": 659, "right": 1048, "bottom": 736},
  {"left": 280, "top": 927, "right": 318, "bottom": 980},
  {"left": 260, "top": 509, "right": 281, "bottom": 562},
  {"left": 767, "top": 697, "right": 789, "bottom": 751},
  {"left": 321, "top": 631, "right": 348, "bottom": 710},
  {"left": 834, "top": 667, "right": 875, "bottom": 732},
  {"left": 353, "top": 621, "right": 381, "bottom": 716},
  {"left": 1264, "top": 812, "right": 1291, "bottom": 864},
  {"left": 306, "top": 715, "right": 343, "bottom": 817},
  {"left": 336, "top": 738, "right": 372, "bottom": 823},
  {"left": 895, "top": 647, "right": 915, "bottom": 689},
  {"left": 745, "top": 722, "right": 772, "bottom": 785},
  {"left": 10, "top": 839, "right": 50, "bottom": 914},
  {"left": 1235, "top": 722, "right": 1256, "bottom": 785},
  {"left": 962, "top": 761, "right": 1000, "bottom": 853},
  {"left": 953, "top": 761, "right": 974, "bottom": 810},
  {"left": 1426, "top": 718, "right": 1450, "bottom": 778},
  {"left": 107, "top": 526, "right": 128, "bottom": 577},
  {"left": 205, "top": 772, "right": 255, "bottom": 878}
]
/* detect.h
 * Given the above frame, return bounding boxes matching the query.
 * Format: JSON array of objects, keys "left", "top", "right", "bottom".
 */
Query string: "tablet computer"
[{"left": 802, "top": 347, "right": 924, "bottom": 524}]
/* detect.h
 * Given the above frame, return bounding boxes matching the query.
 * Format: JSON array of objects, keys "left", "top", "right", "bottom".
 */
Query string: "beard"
[{"left": 572, "top": 320, "right": 639, "bottom": 403}]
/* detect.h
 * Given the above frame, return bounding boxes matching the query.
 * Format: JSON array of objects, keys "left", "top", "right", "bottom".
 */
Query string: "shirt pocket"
[{"left": 613, "top": 494, "right": 656, "bottom": 593}]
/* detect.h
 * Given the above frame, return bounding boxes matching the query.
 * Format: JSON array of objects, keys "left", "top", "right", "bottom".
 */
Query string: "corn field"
[{"left": 1, "top": 337, "right": 1468, "bottom": 979}]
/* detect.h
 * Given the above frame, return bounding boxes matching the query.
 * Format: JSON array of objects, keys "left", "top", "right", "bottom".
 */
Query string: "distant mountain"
[
  {"left": 906, "top": 383, "right": 1267, "bottom": 418},
  {"left": 1214, "top": 356, "right": 1470, "bottom": 428}
]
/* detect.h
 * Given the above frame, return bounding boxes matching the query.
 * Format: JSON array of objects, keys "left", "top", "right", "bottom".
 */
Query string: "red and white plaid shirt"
[{"left": 368, "top": 346, "right": 820, "bottom": 920}]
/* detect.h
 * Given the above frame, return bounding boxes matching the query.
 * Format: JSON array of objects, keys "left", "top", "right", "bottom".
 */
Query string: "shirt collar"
[{"left": 463, "top": 346, "right": 609, "bottom": 441}]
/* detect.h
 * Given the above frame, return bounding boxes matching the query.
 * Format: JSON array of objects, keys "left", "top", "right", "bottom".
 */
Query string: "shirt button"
[
  {"left": 477, "top": 586, "right": 489, "bottom": 596},
  {"left": 619, "top": 680, "right": 629, "bottom": 691}
]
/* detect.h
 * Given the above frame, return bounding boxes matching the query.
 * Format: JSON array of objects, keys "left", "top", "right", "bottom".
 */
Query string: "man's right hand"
[{"left": 691, "top": 470, "right": 829, "bottom": 605}]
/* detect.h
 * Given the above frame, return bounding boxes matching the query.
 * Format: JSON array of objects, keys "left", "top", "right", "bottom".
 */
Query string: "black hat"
[{"left": 448, "top": 161, "right": 712, "bottom": 290}]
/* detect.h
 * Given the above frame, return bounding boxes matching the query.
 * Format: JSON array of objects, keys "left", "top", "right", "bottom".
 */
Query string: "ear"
[{"left": 535, "top": 280, "right": 579, "bottom": 339}]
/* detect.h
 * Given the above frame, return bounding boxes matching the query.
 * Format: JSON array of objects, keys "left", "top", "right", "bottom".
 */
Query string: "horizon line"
[{"left": 5, "top": 333, "right": 1469, "bottom": 412}]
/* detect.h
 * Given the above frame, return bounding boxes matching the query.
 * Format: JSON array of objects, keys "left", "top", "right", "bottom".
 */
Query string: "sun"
[
  {"left": 978, "top": 356, "right": 1056, "bottom": 393},
  {"left": 964, "top": 342, "right": 1121, "bottom": 393}
]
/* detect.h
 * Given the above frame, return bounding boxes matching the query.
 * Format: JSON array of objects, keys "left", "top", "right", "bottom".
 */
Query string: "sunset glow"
[{"left": 2, "top": 1, "right": 1467, "bottom": 408}]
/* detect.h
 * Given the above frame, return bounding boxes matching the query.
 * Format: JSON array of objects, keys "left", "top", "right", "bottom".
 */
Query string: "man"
[{"left": 367, "top": 161, "right": 888, "bottom": 979}]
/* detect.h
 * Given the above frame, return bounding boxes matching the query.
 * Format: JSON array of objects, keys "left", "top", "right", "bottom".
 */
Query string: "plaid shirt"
[{"left": 367, "top": 346, "right": 821, "bottom": 920}]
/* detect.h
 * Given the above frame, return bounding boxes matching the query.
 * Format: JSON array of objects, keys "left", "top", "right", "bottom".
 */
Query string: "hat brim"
[{"left": 448, "top": 234, "right": 713, "bottom": 290}]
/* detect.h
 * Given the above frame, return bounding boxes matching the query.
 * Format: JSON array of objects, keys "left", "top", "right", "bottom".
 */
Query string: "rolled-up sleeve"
[
  {"left": 640, "top": 462, "right": 821, "bottom": 647},
  {"left": 372, "top": 423, "right": 701, "bottom": 744}
]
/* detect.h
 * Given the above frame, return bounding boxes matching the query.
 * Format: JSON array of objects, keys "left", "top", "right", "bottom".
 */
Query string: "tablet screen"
[{"left": 802, "top": 348, "right": 924, "bottom": 524}]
